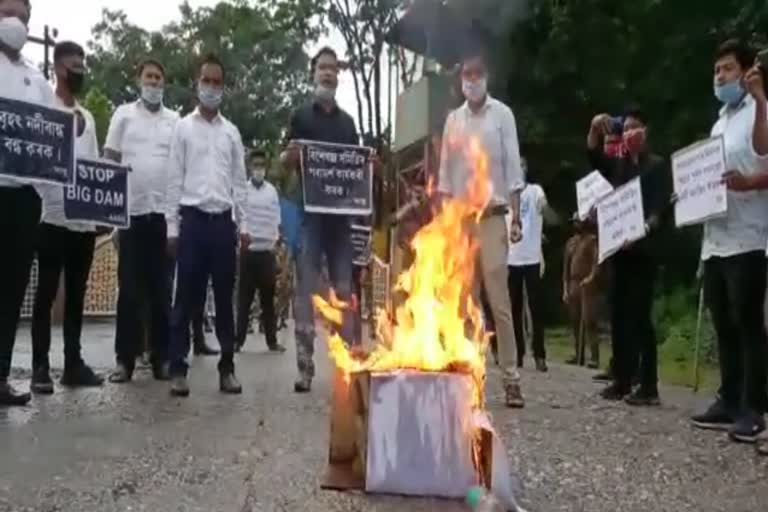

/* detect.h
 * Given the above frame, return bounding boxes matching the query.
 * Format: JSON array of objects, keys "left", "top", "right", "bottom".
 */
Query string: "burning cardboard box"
[{"left": 316, "top": 136, "right": 521, "bottom": 506}]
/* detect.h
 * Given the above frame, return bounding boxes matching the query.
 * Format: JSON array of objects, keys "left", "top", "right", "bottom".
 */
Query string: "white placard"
[
  {"left": 672, "top": 136, "right": 727, "bottom": 227},
  {"left": 576, "top": 170, "right": 614, "bottom": 220},
  {"left": 597, "top": 177, "right": 646, "bottom": 263}
]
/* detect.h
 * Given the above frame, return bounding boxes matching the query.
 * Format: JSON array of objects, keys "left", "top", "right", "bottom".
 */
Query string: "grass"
[{"left": 544, "top": 327, "right": 720, "bottom": 392}]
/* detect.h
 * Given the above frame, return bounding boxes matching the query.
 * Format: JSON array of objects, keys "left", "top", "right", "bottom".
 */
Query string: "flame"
[{"left": 315, "top": 135, "right": 493, "bottom": 408}]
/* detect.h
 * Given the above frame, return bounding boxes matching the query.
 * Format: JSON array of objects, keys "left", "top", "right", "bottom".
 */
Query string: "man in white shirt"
[
  {"left": 166, "top": 54, "right": 248, "bottom": 397},
  {"left": 235, "top": 149, "right": 285, "bottom": 354},
  {"left": 506, "top": 162, "right": 548, "bottom": 373},
  {"left": 0, "top": 0, "right": 57, "bottom": 406},
  {"left": 691, "top": 40, "right": 768, "bottom": 444},
  {"left": 30, "top": 41, "right": 103, "bottom": 394},
  {"left": 104, "top": 58, "right": 180, "bottom": 383},
  {"left": 438, "top": 48, "right": 525, "bottom": 408}
]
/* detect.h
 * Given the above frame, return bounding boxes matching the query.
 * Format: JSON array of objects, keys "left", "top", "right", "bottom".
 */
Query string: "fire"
[{"left": 314, "top": 135, "right": 493, "bottom": 407}]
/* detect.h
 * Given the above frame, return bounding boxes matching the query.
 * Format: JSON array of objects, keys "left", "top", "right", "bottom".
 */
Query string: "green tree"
[
  {"left": 81, "top": 87, "right": 113, "bottom": 150},
  {"left": 85, "top": 0, "right": 325, "bottom": 147}
]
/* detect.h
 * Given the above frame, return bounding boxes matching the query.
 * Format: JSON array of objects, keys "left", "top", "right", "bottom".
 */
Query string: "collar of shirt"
[
  {"left": 460, "top": 95, "right": 494, "bottom": 117},
  {"left": 718, "top": 94, "right": 751, "bottom": 118},
  {"left": 193, "top": 106, "right": 224, "bottom": 124},
  {"left": 312, "top": 98, "right": 340, "bottom": 115}
]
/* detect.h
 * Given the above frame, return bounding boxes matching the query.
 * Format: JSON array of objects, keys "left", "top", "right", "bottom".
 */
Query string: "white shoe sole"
[{"left": 691, "top": 420, "right": 733, "bottom": 431}]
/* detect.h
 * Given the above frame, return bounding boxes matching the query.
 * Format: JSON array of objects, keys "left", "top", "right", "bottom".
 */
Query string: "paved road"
[{"left": 1, "top": 321, "right": 767, "bottom": 511}]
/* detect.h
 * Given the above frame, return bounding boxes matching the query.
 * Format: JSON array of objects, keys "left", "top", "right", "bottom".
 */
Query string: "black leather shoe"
[
  {"left": 219, "top": 373, "right": 242, "bottom": 394},
  {"left": 31, "top": 367, "right": 54, "bottom": 395},
  {"left": 61, "top": 364, "right": 104, "bottom": 388},
  {"left": 267, "top": 343, "right": 287, "bottom": 353},
  {"left": 170, "top": 376, "right": 190, "bottom": 397},
  {"left": 108, "top": 363, "right": 133, "bottom": 384},
  {"left": 535, "top": 358, "right": 549, "bottom": 373},
  {"left": 0, "top": 381, "right": 31, "bottom": 406},
  {"left": 294, "top": 376, "right": 312, "bottom": 393}
]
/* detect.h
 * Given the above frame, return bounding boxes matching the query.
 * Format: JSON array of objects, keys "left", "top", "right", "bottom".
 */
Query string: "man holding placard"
[
  {"left": 0, "top": 0, "right": 58, "bottom": 406},
  {"left": 587, "top": 106, "right": 671, "bottom": 406},
  {"left": 30, "top": 41, "right": 103, "bottom": 394},
  {"left": 690, "top": 40, "right": 768, "bottom": 444},
  {"left": 281, "top": 47, "right": 367, "bottom": 393}
]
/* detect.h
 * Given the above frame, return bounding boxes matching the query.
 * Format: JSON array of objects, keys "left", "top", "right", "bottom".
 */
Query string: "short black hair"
[
  {"left": 137, "top": 58, "right": 165, "bottom": 78},
  {"left": 624, "top": 104, "right": 648, "bottom": 126},
  {"left": 198, "top": 53, "right": 225, "bottom": 80},
  {"left": 53, "top": 41, "right": 84, "bottom": 63},
  {"left": 248, "top": 148, "right": 267, "bottom": 161},
  {"left": 715, "top": 39, "right": 756, "bottom": 70},
  {"left": 311, "top": 46, "right": 338, "bottom": 74}
]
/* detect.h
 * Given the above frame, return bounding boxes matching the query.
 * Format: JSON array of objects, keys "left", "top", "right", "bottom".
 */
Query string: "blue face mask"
[{"left": 714, "top": 79, "right": 746, "bottom": 106}]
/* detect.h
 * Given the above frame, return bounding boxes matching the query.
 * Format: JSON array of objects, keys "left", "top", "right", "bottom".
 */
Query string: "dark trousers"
[
  {"left": 508, "top": 264, "right": 545, "bottom": 360},
  {"left": 236, "top": 250, "right": 278, "bottom": 348},
  {"left": 705, "top": 251, "right": 768, "bottom": 416},
  {"left": 170, "top": 207, "right": 236, "bottom": 376},
  {"left": 31, "top": 224, "right": 95, "bottom": 370},
  {"left": 352, "top": 265, "right": 365, "bottom": 346},
  {"left": 166, "top": 258, "right": 206, "bottom": 347},
  {"left": 0, "top": 187, "right": 41, "bottom": 380},
  {"left": 115, "top": 213, "right": 170, "bottom": 371},
  {"left": 611, "top": 251, "right": 658, "bottom": 393}
]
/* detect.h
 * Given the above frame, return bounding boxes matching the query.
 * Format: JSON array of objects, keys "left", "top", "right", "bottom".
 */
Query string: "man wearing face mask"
[
  {"left": 280, "top": 47, "right": 360, "bottom": 393},
  {"left": 690, "top": 40, "right": 768, "bottom": 445},
  {"left": 438, "top": 48, "right": 525, "bottom": 408},
  {"left": 30, "top": 41, "right": 103, "bottom": 394},
  {"left": 104, "top": 58, "right": 180, "bottom": 384},
  {"left": 166, "top": 53, "right": 248, "bottom": 397},
  {"left": 235, "top": 149, "right": 285, "bottom": 354},
  {"left": 0, "top": 0, "right": 57, "bottom": 406},
  {"left": 587, "top": 107, "right": 671, "bottom": 406}
]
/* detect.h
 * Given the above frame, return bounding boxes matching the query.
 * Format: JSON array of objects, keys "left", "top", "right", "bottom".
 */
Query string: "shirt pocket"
[
  {"left": 214, "top": 131, "right": 233, "bottom": 168},
  {"left": 124, "top": 120, "right": 150, "bottom": 150},
  {"left": 152, "top": 121, "right": 175, "bottom": 157}
]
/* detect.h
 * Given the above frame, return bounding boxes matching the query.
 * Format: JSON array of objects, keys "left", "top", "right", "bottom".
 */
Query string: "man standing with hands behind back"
[
  {"left": 438, "top": 47, "right": 526, "bottom": 408},
  {"left": 0, "top": 0, "right": 56, "bottom": 406},
  {"left": 166, "top": 54, "right": 248, "bottom": 397},
  {"left": 104, "top": 58, "right": 179, "bottom": 384},
  {"left": 281, "top": 47, "right": 359, "bottom": 394}
]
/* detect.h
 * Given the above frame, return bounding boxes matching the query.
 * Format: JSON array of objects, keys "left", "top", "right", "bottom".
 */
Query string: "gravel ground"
[{"left": 0, "top": 322, "right": 767, "bottom": 511}]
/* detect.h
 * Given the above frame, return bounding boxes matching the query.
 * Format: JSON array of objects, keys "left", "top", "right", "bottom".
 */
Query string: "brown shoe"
[{"left": 504, "top": 381, "right": 525, "bottom": 408}]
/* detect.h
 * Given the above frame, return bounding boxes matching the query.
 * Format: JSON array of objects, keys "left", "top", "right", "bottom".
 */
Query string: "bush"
[{"left": 653, "top": 285, "right": 717, "bottom": 366}]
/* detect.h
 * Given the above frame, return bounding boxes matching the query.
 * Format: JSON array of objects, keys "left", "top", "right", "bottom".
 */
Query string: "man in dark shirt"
[
  {"left": 587, "top": 106, "right": 671, "bottom": 405},
  {"left": 281, "top": 47, "right": 360, "bottom": 393}
]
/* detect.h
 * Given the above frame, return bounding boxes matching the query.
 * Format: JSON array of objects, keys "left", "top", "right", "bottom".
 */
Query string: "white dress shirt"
[
  {"left": 165, "top": 108, "right": 247, "bottom": 238},
  {"left": 701, "top": 95, "right": 768, "bottom": 260},
  {"left": 507, "top": 184, "right": 546, "bottom": 266},
  {"left": 0, "top": 52, "right": 56, "bottom": 189},
  {"left": 243, "top": 179, "right": 281, "bottom": 251},
  {"left": 104, "top": 100, "right": 179, "bottom": 217},
  {"left": 438, "top": 96, "right": 525, "bottom": 206},
  {"left": 38, "top": 96, "right": 99, "bottom": 232}
]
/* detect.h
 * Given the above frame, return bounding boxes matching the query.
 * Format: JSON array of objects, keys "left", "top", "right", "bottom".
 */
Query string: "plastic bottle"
[{"left": 466, "top": 486, "right": 506, "bottom": 512}]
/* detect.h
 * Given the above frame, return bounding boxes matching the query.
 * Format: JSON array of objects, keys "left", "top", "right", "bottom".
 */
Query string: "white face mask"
[
  {"left": 314, "top": 84, "right": 336, "bottom": 102},
  {"left": 251, "top": 168, "right": 266, "bottom": 183},
  {"left": 141, "top": 85, "right": 164, "bottom": 106},
  {"left": 0, "top": 17, "right": 28, "bottom": 51},
  {"left": 462, "top": 77, "right": 488, "bottom": 103}
]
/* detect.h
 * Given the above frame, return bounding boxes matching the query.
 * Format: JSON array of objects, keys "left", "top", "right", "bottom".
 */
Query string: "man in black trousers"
[{"left": 587, "top": 107, "right": 671, "bottom": 406}]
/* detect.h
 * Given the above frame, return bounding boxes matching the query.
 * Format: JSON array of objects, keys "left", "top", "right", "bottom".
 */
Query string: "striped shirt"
[{"left": 244, "top": 179, "right": 281, "bottom": 251}]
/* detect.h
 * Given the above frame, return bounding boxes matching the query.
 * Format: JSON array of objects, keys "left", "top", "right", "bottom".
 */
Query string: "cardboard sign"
[
  {"left": 672, "top": 136, "right": 727, "bottom": 227},
  {"left": 576, "top": 170, "right": 614, "bottom": 221},
  {"left": 299, "top": 139, "right": 373, "bottom": 215},
  {"left": 64, "top": 158, "right": 130, "bottom": 228},
  {"left": 597, "top": 177, "right": 645, "bottom": 263},
  {"left": 0, "top": 96, "right": 75, "bottom": 185},
  {"left": 351, "top": 223, "right": 372, "bottom": 266}
]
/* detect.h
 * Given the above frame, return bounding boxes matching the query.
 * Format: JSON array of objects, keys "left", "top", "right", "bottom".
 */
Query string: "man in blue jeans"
[{"left": 281, "top": 47, "right": 360, "bottom": 393}]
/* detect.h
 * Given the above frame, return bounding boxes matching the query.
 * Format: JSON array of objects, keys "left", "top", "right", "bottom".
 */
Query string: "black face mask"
[{"left": 64, "top": 70, "right": 85, "bottom": 94}]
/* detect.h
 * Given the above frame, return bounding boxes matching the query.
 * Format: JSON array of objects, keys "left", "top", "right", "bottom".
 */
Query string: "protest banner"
[
  {"left": 672, "top": 136, "right": 727, "bottom": 227},
  {"left": 298, "top": 139, "right": 373, "bottom": 215},
  {"left": 351, "top": 223, "right": 372, "bottom": 266},
  {"left": 0, "top": 96, "right": 75, "bottom": 185},
  {"left": 576, "top": 170, "right": 614, "bottom": 220},
  {"left": 597, "top": 177, "right": 646, "bottom": 263},
  {"left": 64, "top": 158, "right": 130, "bottom": 228}
]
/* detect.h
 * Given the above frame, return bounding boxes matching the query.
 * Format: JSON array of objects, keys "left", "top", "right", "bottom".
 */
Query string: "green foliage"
[
  {"left": 654, "top": 284, "right": 717, "bottom": 366},
  {"left": 81, "top": 87, "right": 113, "bottom": 150},
  {"left": 86, "top": 0, "right": 325, "bottom": 147}
]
